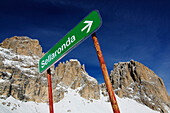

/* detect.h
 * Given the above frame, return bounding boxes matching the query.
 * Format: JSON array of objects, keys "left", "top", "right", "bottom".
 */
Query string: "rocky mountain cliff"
[
  {"left": 0, "top": 36, "right": 43, "bottom": 57},
  {"left": 54, "top": 60, "right": 100, "bottom": 100},
  {"left": 108, "top": 60, "right": 170, "bottom": 113},
  {"left": 0, "top": 36, "right": 99, "bottom": 104},
  {"left": 0, "top": 36, "right": 169, "bottom": 113}
]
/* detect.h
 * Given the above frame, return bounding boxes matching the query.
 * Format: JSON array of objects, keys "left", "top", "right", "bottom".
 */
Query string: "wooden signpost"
[
  {"left": 92, "top": 33, "right": 120, "bottom": 113},
  {"left": 47, "top": 69, "right": 54, "bottom": 113},
  {"left": 39, "top": 10, "right": 101, "bottom": 74},
  {"left": 39, "top": 10, "right": 120, "bottom": 113}
]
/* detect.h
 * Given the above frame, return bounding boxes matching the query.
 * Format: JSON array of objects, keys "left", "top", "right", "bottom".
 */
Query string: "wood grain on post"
[{"left": 91, "top": 32, "right": 120, "bottom": 113}]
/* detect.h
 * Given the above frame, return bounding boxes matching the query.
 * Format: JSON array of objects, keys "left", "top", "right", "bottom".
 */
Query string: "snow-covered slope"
[
  {"left": 0, "top": 88, "right": 159, "bottom": 113},
  {"left": 0, "top": 37, "right": 163, "bottom": 113},
  {"left": 0, "top": 47, "right": 39, "bottom": 76}
]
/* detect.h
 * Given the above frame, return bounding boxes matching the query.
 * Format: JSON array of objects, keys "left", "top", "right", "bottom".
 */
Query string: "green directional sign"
[{"left": 39, "top": 10, "right": 102, "bottom": 73}]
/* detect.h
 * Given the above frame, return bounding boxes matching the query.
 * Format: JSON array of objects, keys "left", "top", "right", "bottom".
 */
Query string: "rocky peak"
[
  {"left": 109, "top": 60, "right": 170, "bottom": 113},
  {"left": 54, "top": 59, "right": 100, "bottom": 100},
  {"left": 0, "top": 36, "right": 43, "bottom": 57},
  {"left": 0, "top": 49, "right": 100, "bottom": 103},
  {"left": 0, "top": 36, "right": 100, "bottom": 105}
]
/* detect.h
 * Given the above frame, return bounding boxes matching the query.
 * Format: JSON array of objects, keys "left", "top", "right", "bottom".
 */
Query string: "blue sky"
[{"left": 0, "top": 0, "right": 170, "bottom": 94}]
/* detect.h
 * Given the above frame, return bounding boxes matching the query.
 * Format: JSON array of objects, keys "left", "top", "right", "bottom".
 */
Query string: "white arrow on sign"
[{"left": 81, "top": 20, "right": 93, "bottom": 33}]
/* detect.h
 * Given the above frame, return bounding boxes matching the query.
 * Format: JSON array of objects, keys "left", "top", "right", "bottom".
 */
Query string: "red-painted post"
[
  {"left": 91, "top": 32, "right": 120, "bottom": 113},
  {"left": 47, "top": 68, "right": 54, "bottom": 113}
]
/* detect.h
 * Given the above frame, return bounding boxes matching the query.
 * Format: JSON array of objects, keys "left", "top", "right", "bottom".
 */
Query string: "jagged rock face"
[
  {"left": 99, "top": 83, "right": 108, "bottom": 97},
  {"left": 110, "top": 60, "right": 170, "bottom": 113},
  {"left": 0, "top": 46, "right": 63, "bottom": 103},
  {"left": 1, "top": 36, "right": 43, "bottom": 57},
  {"left": 0, "top": 36, "right": 100, "bottom": 103},
  {"left": 54, "top": 60, "right": 100, "bottom": 100}
]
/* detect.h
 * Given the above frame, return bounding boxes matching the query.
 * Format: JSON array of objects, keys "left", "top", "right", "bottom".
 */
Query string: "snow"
[
  {"left": 0, "top": 88, "right": 159, "bottom": 113},
  {"left": 69, "top": 59, "right": 79, "bottom": 62},
  {"left": 163, "top": 103, "right": 170, "bottom": 112},
  {"left": 69, "top": 59, "right": 81, "bottom": 65},
  {"left": 81, "top": 71, "right": 98, "bottom": 84},
  {"left": 0, "top": 47, "right": 161, "bottom": 113},
  {"left": 0, "top": 96, "right": 48, "bottom": 113},
  {"left": 6, "top": 72, "right": 12, "bottom": 76},
  {"left": 118, "top": 97, "right": 158, "bottom": 113},
  {"left": 0, "top": 47, "right": 39, "bottom": 76},
  {"left": 0, "top": 79, "right": 5, "bottom": 83}
]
